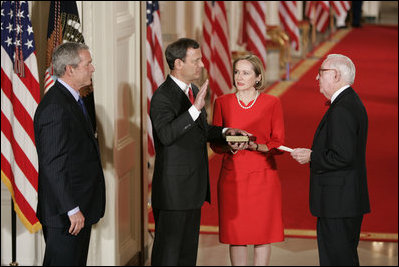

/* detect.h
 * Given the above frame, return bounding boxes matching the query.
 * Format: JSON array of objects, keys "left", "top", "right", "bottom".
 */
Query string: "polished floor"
[
  {"left": 196, "top": 234, "right": 398, "bottom": 266},
  {"left": 146, "top": 232, "right": 398, "bottom": 266}
]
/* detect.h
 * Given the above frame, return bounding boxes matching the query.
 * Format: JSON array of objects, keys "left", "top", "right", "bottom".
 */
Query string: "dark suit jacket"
[
  {"left": 309, "top": 87, "right": 370, "bottom": 218},
  {"left": 34, "top": 81, "right": 105, "bottom": 228},
  {"left": 150, "top": 75, "right": 224, "bottom": 210}
]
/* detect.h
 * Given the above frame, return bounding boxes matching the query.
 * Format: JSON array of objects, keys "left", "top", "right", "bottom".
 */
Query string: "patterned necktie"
[{"left": 188, "top": 86, "right": 195, "bottom": 104}]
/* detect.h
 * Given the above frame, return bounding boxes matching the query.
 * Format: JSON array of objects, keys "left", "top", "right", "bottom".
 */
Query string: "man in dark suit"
[
  {"left": 150, "top": 38, "right": 248, "bottom": 266},
  {"left": 34, "top": 42, "right": 105, "bottom": 266},
  {"left": 291, "top": 54, "right": 370, "bottom": 266}
]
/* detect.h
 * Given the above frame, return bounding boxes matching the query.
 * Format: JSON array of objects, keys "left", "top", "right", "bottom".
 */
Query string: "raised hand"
[{"left": 194, "top": 79, "right": 209, "bottom": 111}]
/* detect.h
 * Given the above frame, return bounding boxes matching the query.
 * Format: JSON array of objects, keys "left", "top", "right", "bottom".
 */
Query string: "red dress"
[{"left": 212, "top": 92, "right": 285, "bottom": 245}]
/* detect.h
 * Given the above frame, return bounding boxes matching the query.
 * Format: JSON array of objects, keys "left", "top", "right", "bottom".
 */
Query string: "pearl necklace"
[{"left": 236, "top": 91, "right": 259, "bottom": 110}]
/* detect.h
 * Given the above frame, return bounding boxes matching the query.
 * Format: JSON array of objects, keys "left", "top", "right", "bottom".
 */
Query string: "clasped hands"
[
  {"left": 225, "top": 128, "right": 258, "bottom": 152},
  {"left": 225, "top": 128, "right": 313, "bottom": 163}
]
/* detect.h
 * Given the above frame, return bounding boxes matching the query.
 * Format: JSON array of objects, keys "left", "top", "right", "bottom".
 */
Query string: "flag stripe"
[
  {"left": 331, "top": 1, "right": 350, "bottom": 17},
  {"left": 239, "top": 1, "right": 268, "bottom": 68},
  {"left": 1, "top": 133, "right": 38, "bottom": 211},
  {"left": 1, "top": 68, "right": 37, "bottom": 144},
  {"left": 306, "top": 1, "right": 330, "bottom": 33},
  {"left": 1, "top": 153, "right": 38, "bottom": 225},
  {"left": 316, "top": 3, "right": 330, "bottom": 32},
  {"left": 1, "top": 50, "right": 39, "bottom": 119},
  {"left": 279, "top": 1, "right": 300, "bottom": 51},
  {"left": 1, "top": 113, "right": 38, "bottom": 190},
  {"left": 202, "top": 1, "right": 233, "bottom": 102}
]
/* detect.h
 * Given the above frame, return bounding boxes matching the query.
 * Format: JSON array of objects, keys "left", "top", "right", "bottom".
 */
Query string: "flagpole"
[
  {"left": 10, "top": 199, "right": 18, "bottom": 266},
  {"left": 311, "top": 6, "right": 316, "bottom": 45},
  {"left": 330, "top": 7, "right": 335, "bottom": 33}
]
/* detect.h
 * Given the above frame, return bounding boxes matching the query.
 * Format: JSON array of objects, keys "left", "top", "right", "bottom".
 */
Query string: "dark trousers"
[
  {"left": 42, "top": 225, "right": 92, "bottom": 266},
  {"left": 317, "top": 216, "right": 363, "bottom": 266},
  {"left": 151, "top": 208, "right": 201, "bottom": 266},
  {"left": 352, "top": 1, "right": 363, "bottom": 27}
]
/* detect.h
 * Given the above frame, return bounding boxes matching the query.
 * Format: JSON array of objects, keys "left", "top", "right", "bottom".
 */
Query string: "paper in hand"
[{"left": 277, "top": 145, "right": 294, "bottom": 152}]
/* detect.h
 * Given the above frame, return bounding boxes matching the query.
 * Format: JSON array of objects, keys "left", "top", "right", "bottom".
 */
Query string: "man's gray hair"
[
  {"left": 326, "top": 54, "right": 356, "bottom": 85},
  {"left": 52, "top": 42, "right": 89, "bottom": 77}
]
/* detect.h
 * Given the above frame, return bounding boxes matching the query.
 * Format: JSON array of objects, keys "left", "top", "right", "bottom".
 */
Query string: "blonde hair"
[{"left": 232, "top": 54, "right": 266, "bottom": 90}]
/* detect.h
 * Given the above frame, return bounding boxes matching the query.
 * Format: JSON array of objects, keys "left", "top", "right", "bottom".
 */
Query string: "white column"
[
  {"left": 176, "top": 1, "right": 186, "bottom": 38},
  {"left": 228, "top": 1, "right": 242, "bottom": 52},
  {"left": 362, "top": 1, "right": 381, "bottom": 20},
  {"left": 266, "top": 1, "right": 280, "bottom": 26},
  {"left": 192, "top": 1, "right": 203, "bottom": 39},
  {"left": 297, "top": 1, "right": 304, "bottom": 21}
]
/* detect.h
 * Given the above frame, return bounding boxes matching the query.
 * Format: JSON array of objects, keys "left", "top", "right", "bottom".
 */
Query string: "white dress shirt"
[
  {"left": 331, "top": 85, "right": 350, "bottom": 104},
  {"left": 169, "top": 75, "right": 201, "bottom": 121},
  {"left": 169, "top": 75, "right": 229, "bottom": 135}
]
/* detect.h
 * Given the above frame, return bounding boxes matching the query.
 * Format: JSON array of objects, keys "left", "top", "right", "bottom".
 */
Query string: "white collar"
[
  {"left": 331, "top": 85, "right": 350, "bottom": 104},
  {"left": 170, "top": 75, "right": 191, "bottom": 94},
  {"left": 58, "top": 78, "right": 80, "bottom": 101}
]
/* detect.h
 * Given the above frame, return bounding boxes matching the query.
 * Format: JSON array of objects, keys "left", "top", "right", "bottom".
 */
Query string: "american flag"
[
  {"left": 306, "top": 1, "right": 330, "bottom": 33},
  {"left": 331, "top": 1, "right": 350, "bottom": 17},
  {"left": 146, "top": 1, "right": 165, "bottom": 157},
  {"left": 202, "top": 1, "right": 233, "bottom": 102},
  {"left": 237, "top": 1, "right": 268, "bottom": 68},
  {"left": 279, "top": 1, "right": 300, "bottom": 51},
  {"left": 1, "top": 1, "right": 41, "bottom": 233},
  {"left": 331, "top": 1, "right": 350, "bottom": 22}
]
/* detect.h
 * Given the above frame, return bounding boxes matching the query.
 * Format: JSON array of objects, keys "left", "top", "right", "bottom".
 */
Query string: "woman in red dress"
[{"left": 211, "top": 55, "right": 285, "bottom": 265}]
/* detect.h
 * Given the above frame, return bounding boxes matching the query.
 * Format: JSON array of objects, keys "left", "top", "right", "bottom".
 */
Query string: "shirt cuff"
[
  {"left": 67, "top": 206, "right": 80, "bottom": 216},
  {"left": 189, "top": 105, "right": 201, "bottom": 121},
  {"left": 222, "top": 128, "right": 228, "bottom": 137}
]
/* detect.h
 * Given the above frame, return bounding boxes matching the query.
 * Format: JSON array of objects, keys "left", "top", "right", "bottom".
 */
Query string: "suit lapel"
[
  {"left": 57, "top": 82, "right": 97, "bottom": 143},
  {"left": 313, "top": 88, "right": 353, "bottom": 140},
  {"left": 167, "top": 76, "right": 190, "bottom": 106},
  {"left": 167, "top": 76, "right": 207, "bottom": 131},
  {"left": 314, "top": 111, "right": 329, "bottom": 140}
]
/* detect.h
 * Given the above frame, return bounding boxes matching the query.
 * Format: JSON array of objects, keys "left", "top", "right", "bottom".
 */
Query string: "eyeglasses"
[{"left": 318, "top": 68, "right": 336, "bottom": 76}]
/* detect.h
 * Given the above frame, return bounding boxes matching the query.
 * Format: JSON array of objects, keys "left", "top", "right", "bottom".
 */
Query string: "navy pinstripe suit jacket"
[{"left": 34, "top": 81, "right": 105, "bottom": 227}]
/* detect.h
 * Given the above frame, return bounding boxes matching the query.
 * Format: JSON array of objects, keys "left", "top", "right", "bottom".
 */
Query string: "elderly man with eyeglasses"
[{"left": 290, "top": 54, "right": 370, "bottom": 266}]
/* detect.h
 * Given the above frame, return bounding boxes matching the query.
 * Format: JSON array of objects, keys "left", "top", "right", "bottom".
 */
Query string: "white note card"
[{"left": 277, "top": 145, "right": 294, "bottom": 152}]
